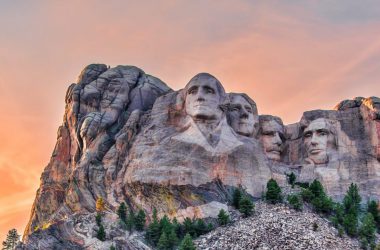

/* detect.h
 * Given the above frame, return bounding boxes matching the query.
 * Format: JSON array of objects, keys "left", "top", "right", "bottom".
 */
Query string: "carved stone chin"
[{"left": 303, "top": 118, "right": 336, "bottom": 165}]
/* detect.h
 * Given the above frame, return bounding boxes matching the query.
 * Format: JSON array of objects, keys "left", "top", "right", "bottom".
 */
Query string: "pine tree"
[
  {"left": 343, "top": 183, "right": 361, "bottom": 216},
  {"left": 287, "top": 194, "right": 303, "bottom": 211},
  {"left": 96, "top": 197, "right": 106, "bottom": 212},
  {"left": 218, "top": 209, "right": 230, "bottom": 226},
  {"left": 97, "top": 224, "right": 106, "bottom": 241},
  {"left": 232, "top": 187, "right": 243, "bottom": 209},
  {"left": 168, "top": 228, "right": 179, "bottom": 249},
  {"left": 265, "top": 179, "right": 282, "bottom": 204},
  {"left": 309, "top": 180, "right": 325, "bottom": 198},
  {"left": 343, "top": 213, "right": 358, "bottom": 237},
  {"left": 300, "top": 188, "right": 314, "bottom": 202},
  {"left": 207, "top": 222, "right": 214, "bottom": 232},
  {"left": 359, "top": 213, "right": 376, "bottom": 249},
  {"left": 239, "top": 196, "right": 254, "bottom": 217},
  {"left": 159, "top": 215, "right": 173, "bottom": 235},
  {"left": 2, "top": 229, "right": 20, "bottom": 250},
  {"left": 194, "top": 218, "right": 208, "bottom": 236},
  {"left": 157, "top": 231, "right": 170, "bottom": 250},
  {"left": 126, "top": 209, "right": 135, "bottom": 231},
  {"left": 96, "top": 212, "right": 102, "bottom": 226},
  {"left": 182, "top": 217, "right": 196, "bottom": 237},
  {"left": 179, "top": 233, "right": 196, "bottom": 250},
  {"left": 367, "top": 200, "right": 380, "bottom": 230},
  {"left": 135, "top": 209, "right": 146, "bottom": 231},
  {"left": 146, "top": 208, "right": 161, "bottom": 246},
  {"left": 172, "top": 217, "right": 181, "bottom": 236},
  {"left": 117, "top": 202, "right": 127, "bottom": 223},
  {"left": 288, "top": 172, "right": 296, "bottom": 187}
]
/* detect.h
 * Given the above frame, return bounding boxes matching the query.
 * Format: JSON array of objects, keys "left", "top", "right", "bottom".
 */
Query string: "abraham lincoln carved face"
[{"left": 303, "top": 118, "right": 336, "bottom": 164}]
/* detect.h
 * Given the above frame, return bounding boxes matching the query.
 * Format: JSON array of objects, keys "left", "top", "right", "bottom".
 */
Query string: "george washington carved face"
[
  {"left": 184, "top": 73, "right": 225, "bottom": 121},
  {"left": 303, "top": 118, "right": 336, "bottom": 164},
  {"left": 227, "top": 93, "right": 258, "bottom": 137}
]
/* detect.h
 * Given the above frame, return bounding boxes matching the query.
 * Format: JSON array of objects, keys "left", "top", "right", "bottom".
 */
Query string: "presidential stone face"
[
  {"left": 303, "top": 118, "right": 336, "bottom": 164},
  {"left": 184, "top": 73, "right": 225, "bottom": 121},
  {"left": 228, "top": 93, "right": 258, "bottom": 137},
  {"left": 259, "top": 116, "right": 284, "bottom": 161}
]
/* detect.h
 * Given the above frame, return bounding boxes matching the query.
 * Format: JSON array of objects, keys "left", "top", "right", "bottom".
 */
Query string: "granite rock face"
[{"left": 22, "top": 64, "right": 380, "bottom": 249}]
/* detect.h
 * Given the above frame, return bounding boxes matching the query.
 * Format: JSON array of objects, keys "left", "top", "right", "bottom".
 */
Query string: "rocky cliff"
[{"left": 22, "top": 64, "right": 380, "bottom": 248}]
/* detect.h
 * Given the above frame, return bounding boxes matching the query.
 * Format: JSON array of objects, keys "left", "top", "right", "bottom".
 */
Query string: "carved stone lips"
[
  {"left": 309, "top": 149, "right": 323, "bottom": 154},
  {"left": 267, "top": 149, "right": 281, "bottom": 155}
]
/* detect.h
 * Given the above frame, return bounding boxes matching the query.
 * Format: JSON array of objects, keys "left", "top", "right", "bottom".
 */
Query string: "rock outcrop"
[{"left": 22, "top": 64, "right": 380, "bottom": 249}]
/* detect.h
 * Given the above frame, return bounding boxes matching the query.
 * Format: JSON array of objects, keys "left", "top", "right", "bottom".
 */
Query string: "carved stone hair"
[
  {"left": 228, "top": 93, "right": 258, "bottom": 115},
  {"left": 259, "top": 115, "right": 284, "bottom": 126}
]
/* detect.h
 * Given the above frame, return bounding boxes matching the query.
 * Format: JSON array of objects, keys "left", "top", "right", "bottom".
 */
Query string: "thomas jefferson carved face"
[
  {"left": 259, "top": 117, "right": 284, "bottom": 161},
  {"left": 185, "top": 74, "right": 224, "bottom": 121},
  {"left": 303, "top": 118, "right": 336, "bottom": 164},
  {"left": 228, "top": 94, "right": 258, "bottom": 137}
]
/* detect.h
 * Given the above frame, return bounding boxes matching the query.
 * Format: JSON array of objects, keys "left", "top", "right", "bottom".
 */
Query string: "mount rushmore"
[{"left": 22, "top": 64, "right": 380, "bottom": 247}]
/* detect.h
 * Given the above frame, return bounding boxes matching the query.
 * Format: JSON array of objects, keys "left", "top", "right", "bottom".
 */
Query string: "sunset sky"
[{"left": 0, "top": 0, "right": 380, "bottom": 242}]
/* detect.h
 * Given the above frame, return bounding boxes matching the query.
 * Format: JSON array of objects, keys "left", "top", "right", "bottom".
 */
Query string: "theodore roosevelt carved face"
[
  {"left": 303, "top": 118, "right": 336, "bottom": 164},
  {"left": 259, "top": 115, "right": 285, "bottom": 161},
  {"left": 227, "top": 93, "right": 259, "bottom": 137},
  {"left": 184, "top": 73, "right": 225, "bottom": 121}
]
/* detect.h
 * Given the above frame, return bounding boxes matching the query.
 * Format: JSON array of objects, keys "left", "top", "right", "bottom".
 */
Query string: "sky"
[{"left": 0, "top": 0, "right": 379, "bottom": 242}]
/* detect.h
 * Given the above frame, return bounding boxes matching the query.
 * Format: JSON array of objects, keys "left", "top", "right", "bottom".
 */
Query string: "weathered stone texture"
[{"left": 22, "top": 65, "right": 380, "bottom": 249}]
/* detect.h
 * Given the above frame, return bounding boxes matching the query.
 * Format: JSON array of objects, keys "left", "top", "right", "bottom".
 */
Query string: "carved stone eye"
[{"left": 303, "top": 132, "right": 312, "bottom": 138}]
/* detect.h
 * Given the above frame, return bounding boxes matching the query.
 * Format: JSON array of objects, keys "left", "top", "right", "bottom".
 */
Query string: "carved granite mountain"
[{"left": 21, "top": 64, "right": 380, "bottom": 249}]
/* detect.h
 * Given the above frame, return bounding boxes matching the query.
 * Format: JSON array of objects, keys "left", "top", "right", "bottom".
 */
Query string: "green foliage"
[
  {"left": 359, "top": 213, "right": 376, "bottom": 249},
  {"left": 217, "top": 209, "right": 230, "bottom": 226},
  {"left": 300, "top": 180, "right": 332, "bottom": 214},
  {"left": 232, "top": 187, "right": 243, "bottom": 209},
  {"left": 311, "top": 195, "right": 333, "bottom": 214},
  {"left": 117, "top": 202, "right": 127, "bottom": 223},
  {"left": 179, "top": 233, "right": 196, "bottom": 250},
  {"left": 295, "top": 182, "right": 309, "bottom": 189},
  {"left": 239, "top": 196, "right": 255, "bottom": 217},
  {"left": 159, "top": 215, "right": 173, "bottom": 235},
  {"left": 300, "top": 188, "right": 314, "bottom": 202},
  {"left": 367, "top": 200, "right": 380, "bottom": 230},
  {"left": 135, "top": 209, "right": 146, "bottom": 231},
  {"left": 194, "top": 218, "right": 208, "bottom": 236},
  {"left": 343, "top": 213, "right": 358, "bottom": 237},
  {"left": 207, "top": 222, "right": 214, "bottom": 232},
  {"left": 168, "top": 228, "right": 179, "bottom": 249},
  {"left": 343, "top": 183, "right": 361, "bottom": 216},
  {"left": 287, "top": 172, "right": 296, "bottom": 187},
  {"left": 96, "top": 224, "right": 106, "bottom": 241},
  {"left": 95, "top": 212, "right": 102, "bottom": 226},
  {"left": 110, "top": 245, "right": 116, "bottom": 250},
  {"left": 309, "top": 180, "right": 325, "bottom": 198},
  {"left": 265, "top": 179, "right": 282, "bottom": 204},
  {"left": 126, "top": 210, "right": 135, "bottom": 231},
  {"left": 183, "top": 217, "right": 197, "bottom": 237},
  {"left": 2, "top": 228, "right": 20, "bottom": 250},
  {"left": 145, "top": 209, "right": 160, "bottom": 246},
  {"left": 157, "top": 231, "right": 170, "bottom": 250},
  {"left": 172, "top": 217, "right": 181, "bottom": 237},
  {"left": 287, "top": 194, "right": 303, "bottom": 211},
  {"left": 333, "top": 203, "right": 345, "bottom": 226}
]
